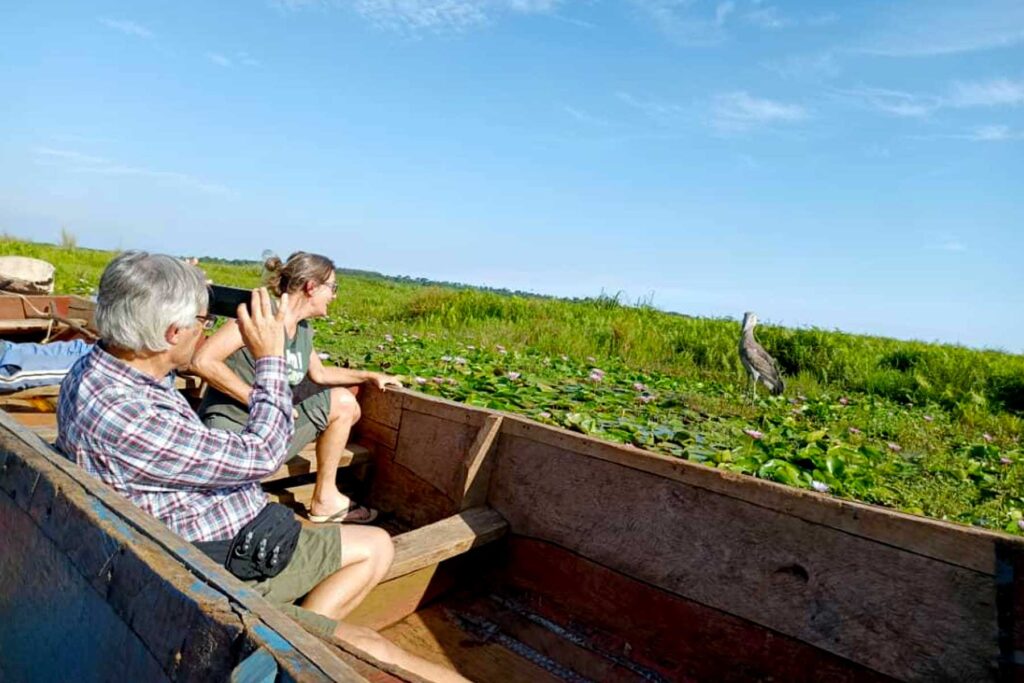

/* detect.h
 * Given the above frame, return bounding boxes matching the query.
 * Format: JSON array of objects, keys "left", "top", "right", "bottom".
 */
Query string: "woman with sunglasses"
[{"left": 192, "top": 251, "right": 400, "bottom": 523}]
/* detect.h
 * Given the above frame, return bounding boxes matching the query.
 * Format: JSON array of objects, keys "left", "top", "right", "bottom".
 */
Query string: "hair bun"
[{"left": 263, "top": 253, "right": 283, "bottom": 273}]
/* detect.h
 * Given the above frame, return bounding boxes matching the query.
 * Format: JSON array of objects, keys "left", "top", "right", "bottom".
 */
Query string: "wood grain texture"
[
  {"left": 394, "top": 410, "right": 478, "bottom": 501},
  {"left": 354, "top": 417, "right": 400, "bottom": 451},
  {"left": 358, "top": 385, "right": 404, "bottom": 429},
  {"left": 0, "top": 411, "right": 369, "bottom": 682},
  {"left": 384, "top": 506, "right": 508, "bottom": 581},
  {"left": 364, "top": 446, "right": 458, "bottom": 529},
  {"left": 495, "top": 536, "right": 896, "bottom": 683},
  {"left": 457, "top": 415, "right": 502, "bottom": 511},
  {"left": 261, "top": 443, "right": 370, "bottom": 484},
  {"left": 489, "top": 432, "right": 1000, "bottom": 682},
  {"left": 381, "top": 606, "right": 561, "bottom": 683},
  {"left": 501, "top": 415, "right": 1014, "bottom": 575}
]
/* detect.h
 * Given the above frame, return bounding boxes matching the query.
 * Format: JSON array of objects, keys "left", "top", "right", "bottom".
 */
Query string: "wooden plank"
[
  {"left": 457, "top": 415, "right": 502, "bottom": 511},
  {"left": 0, "top": 319, "right": 54, "bottom": 333},
  {"left": 496, "top": 536, "right": 895, "bottom": 683},
  {"left": 365, "top": 447, "right": 458, "bottom": 529},
  {"left": 502, "top": 415, "right": 1014, "bottom": 575},
  {"left": 488, "top": 433, "right": 999, "bottom": 681},
  {"left": 384, "top": 506, "right": 507, "bottom": 582},
  {"left": 381, "top": 606, "right": 560, "bottom": 683},
  {"left": 401, "top": 390, "right": 491, "bottom": 428},
  {"left": 266, "top": 482, "right": 316, "bottom": 511},
  {"left": 261, "top": 443, "right": 371, "bottom": 484},
  {"left": 357, "top": 385, "right": 404, "bottom": 429},
  {"left": 0, "top": 410, "right": 369, "bottom": 682},
  {"left": 394, "top": 410, "right": 478, "bottom": 500},
  {"left": 354, "top": 417, "right": 399, "bottom": 451},
  {"left": 231, "top": 647, "right": 279, "bottom": 683}
]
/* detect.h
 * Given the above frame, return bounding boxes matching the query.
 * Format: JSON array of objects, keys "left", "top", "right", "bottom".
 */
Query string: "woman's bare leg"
[
  {"left": 301, "top": 525, "right": 393, "bottom": 620},
  {"left": 308, "top": 387, "right": 363, "bottom": 519}
]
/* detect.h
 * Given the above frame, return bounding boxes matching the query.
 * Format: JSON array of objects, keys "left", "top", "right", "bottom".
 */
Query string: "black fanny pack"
[{"left": 196, "top": 503, "right": 301, "bottom": 580}]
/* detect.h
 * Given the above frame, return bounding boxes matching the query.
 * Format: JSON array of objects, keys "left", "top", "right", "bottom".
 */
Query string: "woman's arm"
[
  {"left": 189, "top": 319, "right": 254, "bottom": 405},
  {"left": 306, "top": 348, "right": 402, "bottom": 389}
]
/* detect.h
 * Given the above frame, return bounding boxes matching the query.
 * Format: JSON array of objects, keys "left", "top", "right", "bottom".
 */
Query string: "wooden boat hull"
[{"left": 2, "top": 364, "right": 1023, "bottom": 680}]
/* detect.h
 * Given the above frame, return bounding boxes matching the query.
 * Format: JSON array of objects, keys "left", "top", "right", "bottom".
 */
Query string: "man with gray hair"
[{"left": 56, "top": 252, "right": 465, "bottom": 682}]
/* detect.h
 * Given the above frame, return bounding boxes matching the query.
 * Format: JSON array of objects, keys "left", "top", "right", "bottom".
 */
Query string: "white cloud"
[
  {"left": 207, "top": 52, "right": 232, "bottom": 67},
  {"left": 948, "top": 78, "right": 1024, "bottom": 108},
  {"left": 99, "top": 18, "right": 153, "bottom": 39},
  {"left": 838, "top": 78, "right": 1024, "bottom": 119},
  {"left": 744, "top": 5, "right": 788, "bottom": 29},
  {"left": 33, "top": 147, "right": 229, "bottom": 195},
  {"left": 835, "top": 87, "right": 941, "bottom": 118},
  {"left": 963, "top": 125, "right": 1023, "bottom": 141},
  {"left": 616, "top": 92, "right": 688, "bottom": 123},
  {"left": 715, "top": 1, "right": 735, "bottom": 27},
  {"left": 237, "top": 51, "right": 261, "bottom": 67},
  {"left": 561, "top": 105, "right": 610, "bottom": 127},
  {"left": 927, "top": 237, "right": 967, "bottom": 252},
  {"left": 711, "top": 91, "right": 807, "bottom": 132},
  {"left": 345, "top": 0, "right": 562, "bottom": 33},
  {"left": 857, "top": 0, "right": 1024, "bottom": 57},
  {"left": 764, "top": 51, "right": 840, "bottom": 81},
  {"left": 630, "top": 0, "right": 725, "bottom": 46}
]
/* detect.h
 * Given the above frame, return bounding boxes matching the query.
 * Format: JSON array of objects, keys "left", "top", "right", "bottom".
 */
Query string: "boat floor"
[{"left": 381, "top": 584, "right": 669, "bottom": 683}]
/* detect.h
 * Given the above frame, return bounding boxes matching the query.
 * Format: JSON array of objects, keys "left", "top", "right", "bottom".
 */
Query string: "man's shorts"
[{"left": 245, "top": 525, "right": 341, "bottom": 638}]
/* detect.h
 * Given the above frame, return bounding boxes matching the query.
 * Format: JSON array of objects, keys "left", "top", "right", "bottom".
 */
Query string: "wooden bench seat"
[
  {"left": 263, "top": 443, "right": 370, "bottom": 484},
  {"left": 384, "top": 506, "right": 508, "bottom": 581}
]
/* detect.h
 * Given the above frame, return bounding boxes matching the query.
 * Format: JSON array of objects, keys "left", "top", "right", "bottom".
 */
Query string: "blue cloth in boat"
[{"left": 0, "top": 339, "right": 92, "bottom": 392}]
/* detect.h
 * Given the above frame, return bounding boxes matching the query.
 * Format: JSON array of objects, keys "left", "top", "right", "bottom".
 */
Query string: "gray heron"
[{"left": 739, "top": 312, "right": 785, "bottom": 399}]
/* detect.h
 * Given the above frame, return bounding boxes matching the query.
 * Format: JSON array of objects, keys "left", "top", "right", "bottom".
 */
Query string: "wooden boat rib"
[{"left": 2, "top": 294, "right": 1024, "bottom": 681}]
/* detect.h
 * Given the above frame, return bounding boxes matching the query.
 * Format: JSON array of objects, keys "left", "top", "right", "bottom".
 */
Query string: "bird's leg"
[{"left": 750, "top": 378, "right": 757, "bottom": 402}]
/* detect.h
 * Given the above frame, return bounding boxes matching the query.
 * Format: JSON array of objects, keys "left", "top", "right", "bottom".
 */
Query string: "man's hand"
[
  {"left": 366, "top": 372, "right": 402, "bottom": 391},
  {"left": 237, "top": 289, "right": 286, "bottom": 360}
]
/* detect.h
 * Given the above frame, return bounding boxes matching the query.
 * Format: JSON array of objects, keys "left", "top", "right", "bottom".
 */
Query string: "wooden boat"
[{"left": 2, "top": 295, "right": 1024, "bottom": 681}]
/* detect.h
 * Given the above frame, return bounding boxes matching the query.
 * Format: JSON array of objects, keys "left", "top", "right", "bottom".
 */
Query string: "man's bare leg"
[
  {"left": 308, "top": 388, "right": 365, "bottom": 519},
  {"left": 302, "top": 525, "right": 393, "bottom": 620},
  {"left": 335, "top": 622, "right": 471, "bottom": 683}
]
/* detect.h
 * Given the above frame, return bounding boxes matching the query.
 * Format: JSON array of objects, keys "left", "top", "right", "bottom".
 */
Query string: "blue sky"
[{"left": 2, "top": 1, "right": 1022, "bottom": 352}]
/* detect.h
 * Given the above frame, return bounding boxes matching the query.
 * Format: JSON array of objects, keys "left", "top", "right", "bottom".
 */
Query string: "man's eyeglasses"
[
  {"left": 322, "top": 281, "right": 338, "bottom": 294},
  {"left": 195, "top": 314, "right": 219, "bottom": 330}
]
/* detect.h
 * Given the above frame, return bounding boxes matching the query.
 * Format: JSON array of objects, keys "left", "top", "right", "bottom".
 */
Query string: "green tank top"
[{"left": 198, "top": 320, "right": 314, "bottom": 423}]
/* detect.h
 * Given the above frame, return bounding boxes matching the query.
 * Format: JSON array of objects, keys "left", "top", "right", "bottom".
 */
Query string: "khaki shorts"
[{"left": 245, "top": 525, "right": 341, "bottom": 638}]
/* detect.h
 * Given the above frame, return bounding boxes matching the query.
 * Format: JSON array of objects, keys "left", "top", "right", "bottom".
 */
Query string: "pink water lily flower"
[
  {"left": 453, "top": 356, "right": 467, "bottom": 365},
  {"left": 317, "top": 352, "right": 330, "bottom": 360},
  {"left": 744, "top": 429, "right": 764, "bottom": 440},
  {"left": 637, "top": 394, "right": 655, "bottom": 404},
  {"left": 376, "top": 344, "right": 385, "bottom": 351},
  {"left": 811, "top": 480, "right": 830, "bottom": 493},
  {"left": 983, "top": 433, "right": 994, "bottom": 443},
  {"left": 560, "top": 355, "right": 569, "bottom": 361},
  {"left": 1018, "top": 519, "right": 1024, "bottom": 532},
  {"left": 887, "top": 442, "right": 902, "bottom": 453},
  {"left": 633, "top": 382, "right": 647, "bottom": 392},
  {"left": 923, "top": 415, "right": 933, "bottom": 422},
  {"left": 838, "top": 396, "right": 849, "bottom": 406},
  {"left": 1000, "top": 457, "right": 1012, "bottom": 465},
  {"left": 384, "top": 334, "right": 394, "bottom": 342},
  {"left": 848, "top": 427, "right": 862, "bottom": 435},
  {"left": 506, "top": 371, "right": 521, "bottom": 380},
  {"left": 538, "top": 411, "right": 552, "bottom": 419},
  {"left": 414, "top": 377, "right": 427, "bottom": 385},
  {"left": 432, "top": 376, "right": 445, "bottom": 384}
]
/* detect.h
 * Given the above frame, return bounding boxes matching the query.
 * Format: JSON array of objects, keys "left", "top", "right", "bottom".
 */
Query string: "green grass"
[{"left": 8, "top": 238, "right": 1023, "bottom": 535}]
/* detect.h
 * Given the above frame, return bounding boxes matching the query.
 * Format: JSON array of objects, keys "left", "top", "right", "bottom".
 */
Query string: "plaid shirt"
[{"left": 57, "top": 344, "right": 293, "bottom": 542}]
